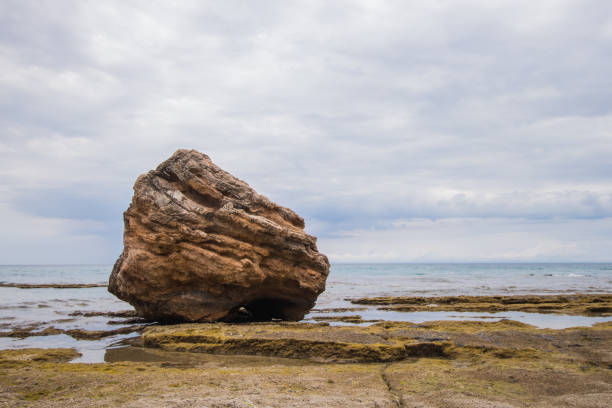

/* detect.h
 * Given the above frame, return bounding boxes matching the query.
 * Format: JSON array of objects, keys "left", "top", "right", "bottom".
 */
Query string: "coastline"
[
  {"left": 1, "top": 263, "right": 611, "bottom": 406},
  {"left": 1, "top": 294, "right": 611, "bottom": 407},
  {"left": 2, "top": 318, "right": 611, "bottom": 407}
]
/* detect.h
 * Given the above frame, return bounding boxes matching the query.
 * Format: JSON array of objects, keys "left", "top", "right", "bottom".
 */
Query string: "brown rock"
[{"left": 109, "top": 149, "right": 329, "bottom": 322}]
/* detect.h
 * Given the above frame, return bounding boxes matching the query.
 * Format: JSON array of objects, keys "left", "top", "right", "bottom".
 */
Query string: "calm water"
[{"left": 1, "top": 263, "right": 611, "bottom": 362}]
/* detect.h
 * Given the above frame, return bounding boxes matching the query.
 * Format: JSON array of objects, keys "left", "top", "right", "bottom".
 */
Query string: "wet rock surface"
[
  {"left": 351, "top": 294, "right": 612, "bottom": 316},
  {"left": 312, "top": 315, "right": 382, "bottom": 324},
  {"left": 67, "top": 310, "right": 137, "bottom": 318},
  {"left": 2, "top": 320, "right": 611, "bottom": 407},
  {"left": 109, "top": 149, "right": 329, "bottom": 323},
  {"left": 311, "top": 307, "right": 368, "bottom": 313},
  {"left": 140, "top": 320, "right": 612, "bottom": 365},
  {"left": 0, "top": 325, "right": 145, "bottom": 340},
  {"left": 142, "top": 322, "right": 448, "bottom": 363}
]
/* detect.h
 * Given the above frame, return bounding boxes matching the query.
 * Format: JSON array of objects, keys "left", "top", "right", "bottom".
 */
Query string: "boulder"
[{"left": 108, "top": 149, "right": 329, "bottom": 322}]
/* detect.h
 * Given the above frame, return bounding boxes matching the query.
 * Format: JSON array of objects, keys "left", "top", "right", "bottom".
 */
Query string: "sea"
[{"left": 1, "top": 263, "right": 611, "bottom": 363}]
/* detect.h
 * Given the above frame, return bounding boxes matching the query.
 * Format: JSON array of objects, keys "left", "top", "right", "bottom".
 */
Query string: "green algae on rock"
[
  {"left": 0, "top": 350, "right": 395, "bottom": 407},
  {"left": 142, "top": 319, "right": 612, "bottom": 368},
  {"left": 350, "top": 294, "right": 612, "bottom": 316},
  {"left": 142, "top": 322, "right": 448, "bottom": 363},
  {"left": 0, "top": 348, "right": 81, "bottom": 365},
  {"left": 0, "top": 324, "right": 144, "bottom": 340},
  {"left": 311, "top": 315, "right": 382, "bottom": 324},
  {"left": 2, "top": 319, "right": 611, "bottom": 407}
]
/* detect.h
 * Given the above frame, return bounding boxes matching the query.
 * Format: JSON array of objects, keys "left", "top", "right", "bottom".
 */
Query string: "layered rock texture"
[{"left": 109, "top": 149, "right": 329, "bottom": 322}]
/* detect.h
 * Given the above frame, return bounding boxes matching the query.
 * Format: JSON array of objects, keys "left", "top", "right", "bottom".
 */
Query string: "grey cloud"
[
  {"left": 13, "top": 187, "right": 129, "bottom": 222},
  {"left": 1, "top": 0, "right": 612, "bottom": 262},
  {"left": 320, "top": 217, "right": 612, "bottom": 263}
]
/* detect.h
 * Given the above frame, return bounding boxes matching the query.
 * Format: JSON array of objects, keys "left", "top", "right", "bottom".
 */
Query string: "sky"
[{"left": 1, "top": 0, "right": 612, "bottom": 264}]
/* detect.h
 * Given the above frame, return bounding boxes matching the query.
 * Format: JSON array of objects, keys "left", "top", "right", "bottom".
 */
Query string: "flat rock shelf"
[{"left": 2, "top": 319, "right": 611, "bottom": 407}]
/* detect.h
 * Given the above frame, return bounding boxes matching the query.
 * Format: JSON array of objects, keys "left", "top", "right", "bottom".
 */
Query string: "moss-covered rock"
[
  {"left": 351, "top": 294, "right": 612, "bottom": 316},
  {"left": 142, "top": 322, "right": 447, "bottom": 362},
  {"left": 1, "top": 318, "right": 611, "bottom": 407},
  {"left": 0, "top": 348, "right": 81, "bottom": 364}
]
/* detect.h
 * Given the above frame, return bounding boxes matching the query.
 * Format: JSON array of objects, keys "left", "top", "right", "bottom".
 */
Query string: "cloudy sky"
[{"left": 1, "top": 0, "right": 612, "bottom": 264}]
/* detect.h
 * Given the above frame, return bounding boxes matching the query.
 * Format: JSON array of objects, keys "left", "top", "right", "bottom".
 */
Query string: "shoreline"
[
  {"left": 1, "top": 318, "right": 610, "bottom": 407},
  {"left": 1, "top": 293, "right": 611, "bottom": 406},
  {"left": 2, "top": 293, "right": 611, "bottom": 348}
]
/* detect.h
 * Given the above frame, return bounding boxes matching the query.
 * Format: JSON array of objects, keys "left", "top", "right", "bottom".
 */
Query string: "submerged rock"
[{"left": 109, "top": 149, "right": 329, "bottom": 322}]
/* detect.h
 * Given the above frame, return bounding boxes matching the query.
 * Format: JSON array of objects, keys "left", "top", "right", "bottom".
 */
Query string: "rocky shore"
[
  {"left": 1, "top": 295, "right": 611, "bottom": 407},
  {"left": 351, "top": 294, "right": 612, "bottom": 316}
]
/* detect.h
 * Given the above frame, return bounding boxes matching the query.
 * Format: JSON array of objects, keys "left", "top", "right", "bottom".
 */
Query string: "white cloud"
[
  {"left": 1, "top": 0, "right": 611, "bottom": 263},
  {"left": 0, "top": 203, "right": 118, "bottom": 264},
  {"left": 320, "top": 217, "right": 612, "bottom": 263}
]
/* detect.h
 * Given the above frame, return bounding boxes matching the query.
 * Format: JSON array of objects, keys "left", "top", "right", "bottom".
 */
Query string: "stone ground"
[{"left": 1, "top": 319, "right": 611, "bottom": 407}]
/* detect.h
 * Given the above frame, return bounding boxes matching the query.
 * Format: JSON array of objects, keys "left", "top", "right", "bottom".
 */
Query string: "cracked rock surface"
[{"left": 109, "top": 149, "right": 329, "bottom": 322}]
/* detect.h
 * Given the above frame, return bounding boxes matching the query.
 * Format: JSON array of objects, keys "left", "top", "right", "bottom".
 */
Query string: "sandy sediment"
[{"left": 350, "top": 293, "right": 612, "bottom": 316}]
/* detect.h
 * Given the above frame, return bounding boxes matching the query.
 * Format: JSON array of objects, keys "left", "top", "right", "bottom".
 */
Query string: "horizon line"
[{"left": 1, "top": 261, "right": 612, "bottom": 267}]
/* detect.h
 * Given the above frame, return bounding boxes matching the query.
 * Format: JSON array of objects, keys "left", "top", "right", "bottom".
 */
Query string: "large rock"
[{"left": 108, "top": 149, "right": 329, "bottom": 322}]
